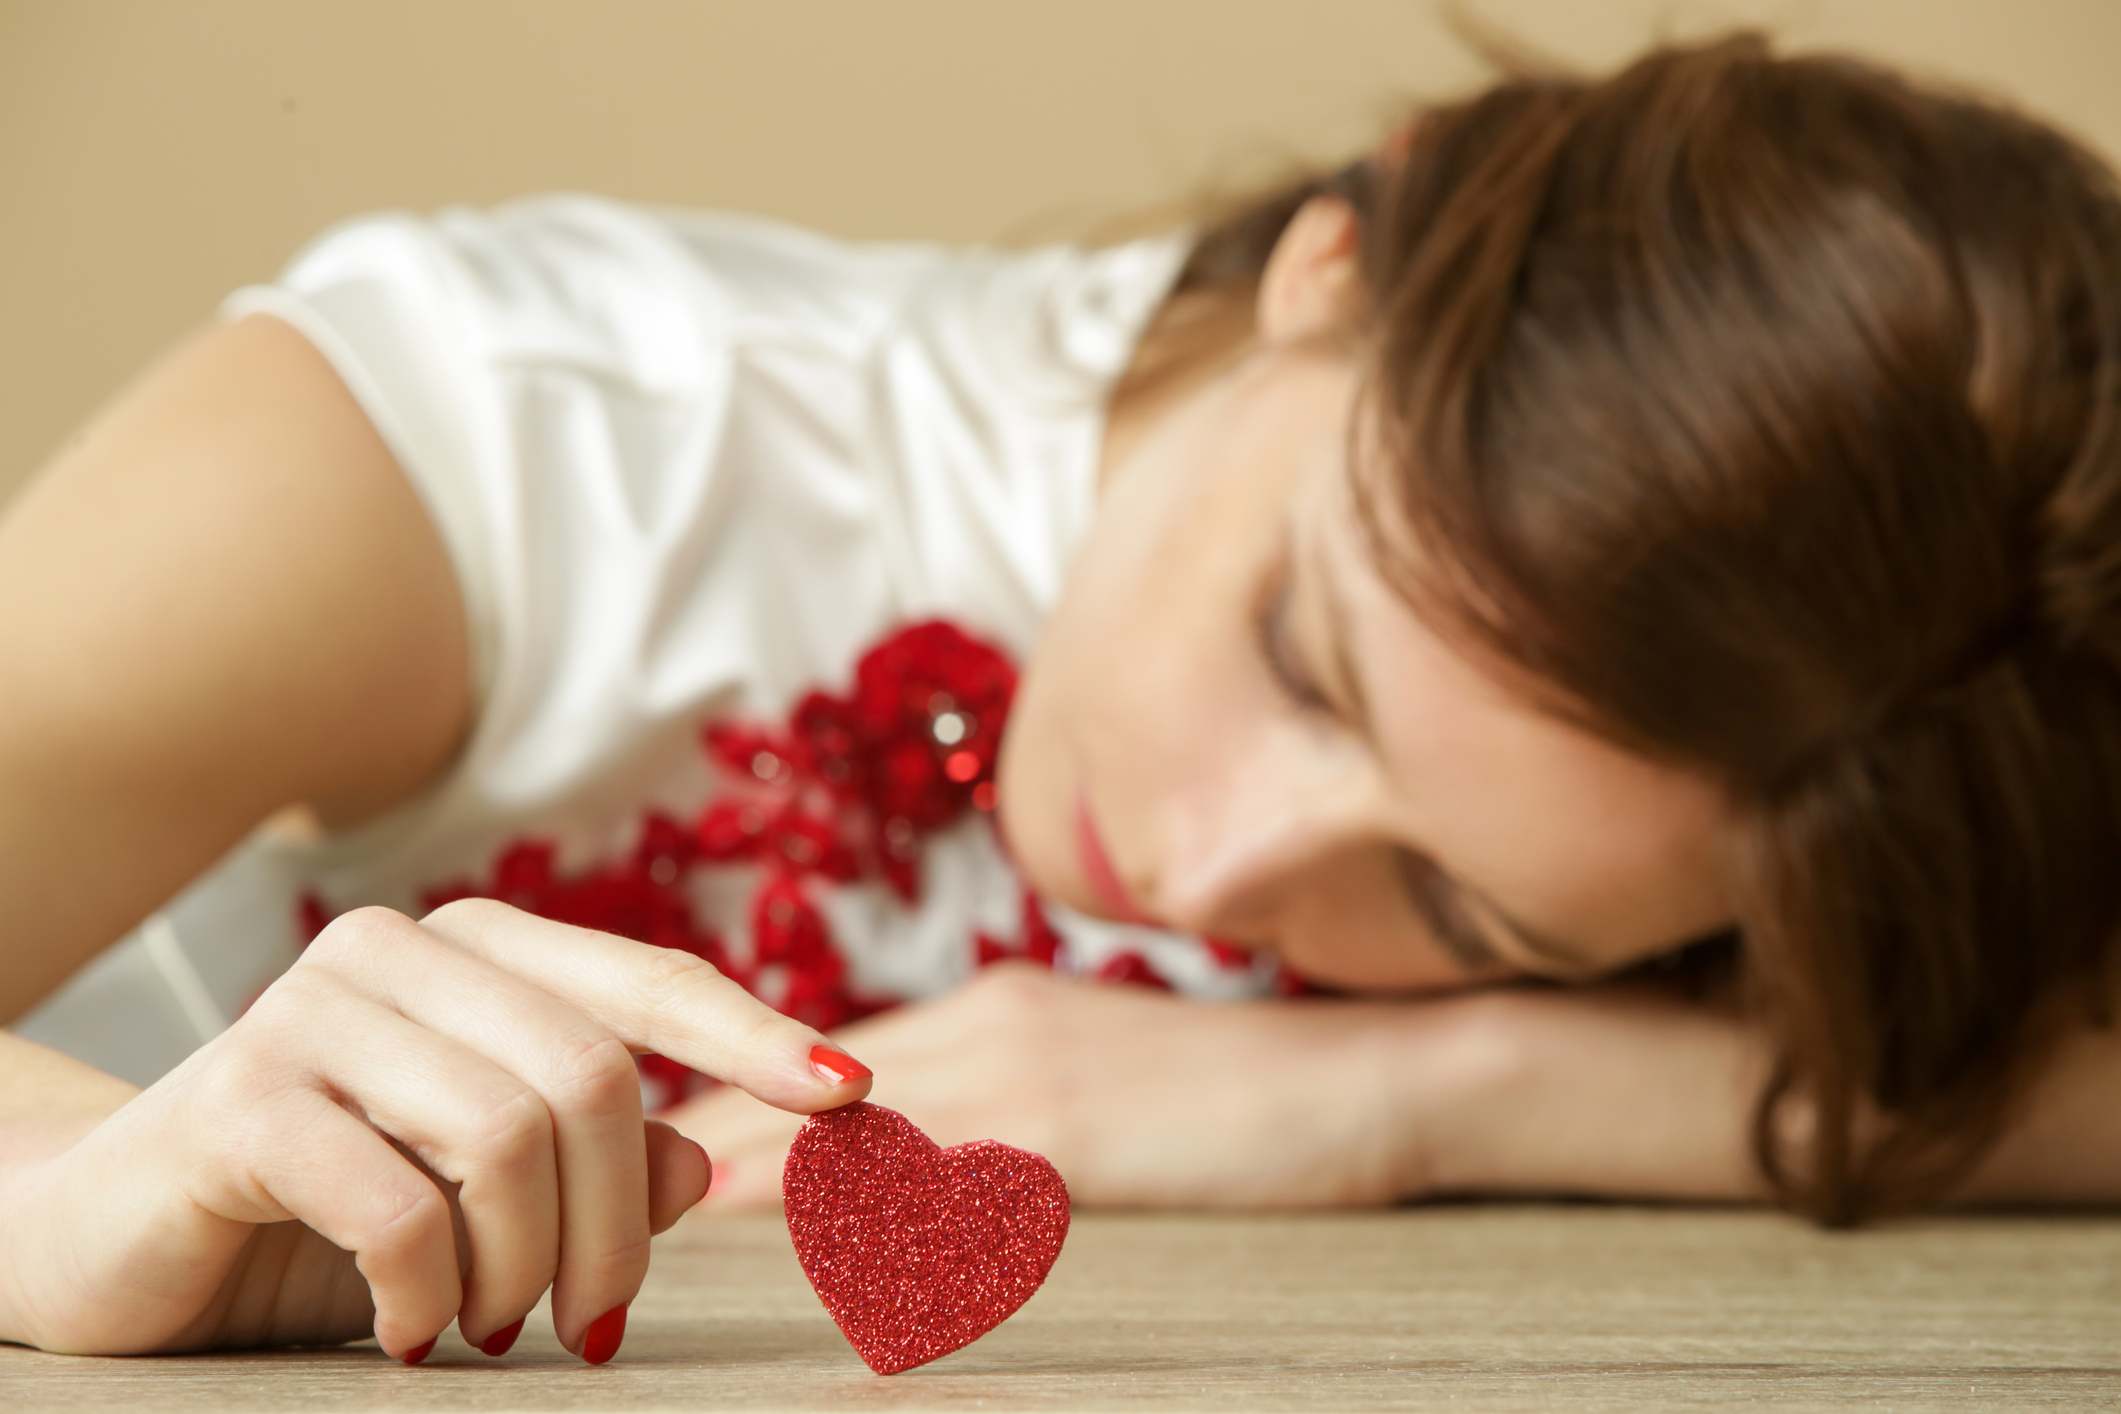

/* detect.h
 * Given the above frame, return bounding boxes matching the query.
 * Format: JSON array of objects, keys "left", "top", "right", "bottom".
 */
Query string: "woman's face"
[{"left": 997, "top": 198, "right": 1736, "bottom": 990}]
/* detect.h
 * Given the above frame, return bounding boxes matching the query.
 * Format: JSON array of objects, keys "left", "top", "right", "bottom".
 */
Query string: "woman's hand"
[
  {"left": 672, "top": 962, "right": 1488, "bottom": 1210},
  {"left": 671, "top": 964, "right": 1769, "bottom": 1212},
  {"left": 0, "top": 899, "right": 869, "bottom": 1360}
]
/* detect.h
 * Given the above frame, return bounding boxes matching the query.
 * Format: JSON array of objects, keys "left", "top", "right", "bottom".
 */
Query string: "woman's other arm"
[
  {"left": 672, "top": 968, "right": 1765, "bottom": 1209},
  {"left": 0, "top": 312, "right": 472, "bottom": 1024},
  {"left": 1408, "top": 987, "right": 2121, "bottom": 1208},
  {"left": 675, "top": 965, "right": 2121, "bottom": 1211}
]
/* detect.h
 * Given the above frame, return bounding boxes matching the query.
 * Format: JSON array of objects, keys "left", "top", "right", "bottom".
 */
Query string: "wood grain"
[{"left": 4, "top": 1205, "right": 2118, "bottom": 1411}]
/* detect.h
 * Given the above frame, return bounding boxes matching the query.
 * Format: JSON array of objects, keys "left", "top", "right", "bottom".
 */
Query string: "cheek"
[
  {"left": 1000, "top": 531, "right": 1265, "bottom": 900},
  {"left": 997, "top": 591, "right": 1214, "bottom": 914},
  {"left": 994, "top": 655, "right": 1073, "bottom": 901},
  {"left": 1423, "top": 726, "right": 1734, "bottom": 964},
  {"left": 994, "top": 492, "right": 1158, "bottom": 902},
  {"left": 999, "top": 601, "right": 1258, "bottom": 911}
]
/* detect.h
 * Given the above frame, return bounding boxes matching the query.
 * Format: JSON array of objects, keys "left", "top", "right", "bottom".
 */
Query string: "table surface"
[{"left": 4, "top": 1204, "right": 2119, "bottom": 1413}]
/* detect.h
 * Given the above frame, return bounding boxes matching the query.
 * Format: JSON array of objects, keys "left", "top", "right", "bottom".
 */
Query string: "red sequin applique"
[{"left": 300, "top": 620, "right": 1067, "bottom": 1105}]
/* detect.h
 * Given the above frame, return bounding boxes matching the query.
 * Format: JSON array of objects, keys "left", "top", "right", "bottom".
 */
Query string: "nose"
[{"left": 1148, "top": 724, "right": 1377, "bottom": 936}]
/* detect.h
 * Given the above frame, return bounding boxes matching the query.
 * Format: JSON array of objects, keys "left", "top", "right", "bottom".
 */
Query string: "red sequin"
[
  {"left": 1093, "top": 951, "right": 1173, "bottom": 991},
  {"left": 296, "top": 891, "right": 331, "bottom": 947},
  {"left": 1019, "top": 893, "right": 1065, "bottom": 967},
  {"left": 784, "top": 1102, "right": 1070, "bottom": 1375},
  {"left": 301, "top": 622, "right": 1025, "bottom": 1106},
  {"left": 1274, "top": 963, "right": 1322, "bottom": 998},
  {"left": 973, "top": 889, "right": 1068, "bottom": 973}
]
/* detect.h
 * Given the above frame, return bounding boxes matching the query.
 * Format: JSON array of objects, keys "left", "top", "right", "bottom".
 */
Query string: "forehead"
[{"left": 1309, "top": 470, "right": 1734, "bottom": 964}]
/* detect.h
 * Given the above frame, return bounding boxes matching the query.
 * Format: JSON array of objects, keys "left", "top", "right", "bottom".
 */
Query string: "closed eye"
[
  {"left": 1252, "top": 539, "right": 1334, "bottom": 713},
  {"left": 1393, "top": 848, "right": 1507, "bottom": 975}
]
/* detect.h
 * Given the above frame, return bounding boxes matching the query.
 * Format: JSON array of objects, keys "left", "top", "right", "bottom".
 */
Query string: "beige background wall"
[{"left": 3, "top": 0, "right": 2117, "bottom": 508}]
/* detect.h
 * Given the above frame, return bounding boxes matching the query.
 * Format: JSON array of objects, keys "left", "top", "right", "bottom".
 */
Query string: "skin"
[{"left": 7, "top": 198, "right": 2121, "bottom": 1357}]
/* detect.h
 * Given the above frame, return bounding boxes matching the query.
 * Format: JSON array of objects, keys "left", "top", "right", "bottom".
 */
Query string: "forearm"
[
  {"left": 1400, "top": 986, "right": 1768, "bottom": 1204},
  {"left": 1402, "top": 986, "right": 2121, "bottom": 1210},
  {"left": 0, "top": 1032, "right": 147, "bottom": 1347},
  {"left": 1954, "top": 1023, "right": 2121, "bottom": 1205},
  {"left": 0, "top": 1029, "right": 139, "bottom": 1165}
]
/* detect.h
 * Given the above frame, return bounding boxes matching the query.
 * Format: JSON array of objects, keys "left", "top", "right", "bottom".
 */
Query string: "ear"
[{"left": 1256, "top": 196, "right": 1362, "bottom": 346}]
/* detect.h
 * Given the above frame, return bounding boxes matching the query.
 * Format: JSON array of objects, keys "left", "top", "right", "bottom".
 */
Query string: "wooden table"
[{"left": 5, "top": 1205, "right": 2118, "bottom": 1411}]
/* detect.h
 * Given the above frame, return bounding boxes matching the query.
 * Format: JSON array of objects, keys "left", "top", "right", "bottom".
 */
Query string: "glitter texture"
[{"left": 783, "top": 1102, "right": 1071, "bottom": 1375}]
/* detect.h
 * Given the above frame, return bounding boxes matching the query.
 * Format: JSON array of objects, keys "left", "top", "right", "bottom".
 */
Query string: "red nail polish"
[
  {"left": 581, "top": 1303, "right": 628, "bottom": 1365},
  {"left": 402, "top": 1337, "right": 437, "bottom": 1366},
  {"left": 809, "top": 1044, "right": 872, "bottom": 1085},
  {"left": 479, "top": 1317, "right": 524, "bottom": 1357}
]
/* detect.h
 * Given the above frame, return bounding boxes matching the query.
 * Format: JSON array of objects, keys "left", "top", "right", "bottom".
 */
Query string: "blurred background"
[{"left": 3, "top": 0, "right": 2117, "bottom": 508}]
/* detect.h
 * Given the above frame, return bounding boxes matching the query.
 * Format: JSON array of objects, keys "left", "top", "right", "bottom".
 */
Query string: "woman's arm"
[
  {"left": 1409, "top": 986, "right": 1767, "bottom": 1202},
  {"left": 1410, "top": 987, "right": 2121, "bottom": 1208},
  {"left": 0, "top": 312, "right": 471, "bottom": 1024},
  {"left": 1948, "top": 1024, "right": 2121, "bottom": 1204},
  {"left": 671, "top": 967, "right": 1765, "bottom": 1210},
  {"left": 0, "top": 316, "right": 880, "bottom": 1359},
  {"left": 675, "top": 964, "right": 2121, "bottom": 1212}
]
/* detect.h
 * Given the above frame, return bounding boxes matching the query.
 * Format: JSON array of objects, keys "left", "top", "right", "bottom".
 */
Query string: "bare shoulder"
[{"left": 0, "top": 314, "right": 472, "bottom": 1020}]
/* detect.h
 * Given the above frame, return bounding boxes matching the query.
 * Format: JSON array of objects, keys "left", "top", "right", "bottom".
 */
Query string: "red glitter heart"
[{"left": 783, "top": 1102, "right": 1071, "bottom": 1374}]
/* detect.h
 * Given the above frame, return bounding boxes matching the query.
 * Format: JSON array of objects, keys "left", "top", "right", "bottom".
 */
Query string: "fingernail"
[
  {"left": 581, "top": 1303, "right": 628, "bottom": 1366},
  {"left": 691, "top": 1137, "right": 715, "bottom": 1196},
  {"left": 402, "top": 1337, "right": 437, "bottom": 1366},
  {"left": 809, "top": 1044, "right": 871, "bottom": 1086},
  {"left": 478, "top": 1317, "right": 524, "bottom": 1357}
]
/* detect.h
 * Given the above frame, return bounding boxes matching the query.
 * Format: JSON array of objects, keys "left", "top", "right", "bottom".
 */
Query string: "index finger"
[{"left": 419, "top": 898, "right": 872, "bottom": 1113}]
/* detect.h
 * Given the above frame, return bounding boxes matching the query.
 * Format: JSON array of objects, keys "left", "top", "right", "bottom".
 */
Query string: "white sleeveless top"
[{"left": 13, "top": 198, "right": 1279, "bottom": 1088}]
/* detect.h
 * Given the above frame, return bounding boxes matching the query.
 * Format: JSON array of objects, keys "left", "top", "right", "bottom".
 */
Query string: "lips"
[{"left": 1074, "top": 792, "right": 1158, "bottom": 926}]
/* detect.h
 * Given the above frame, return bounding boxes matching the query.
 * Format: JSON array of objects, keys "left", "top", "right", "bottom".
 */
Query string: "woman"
[{"left": 4, "top": 32, "right": 2119, "bottom": 1363}]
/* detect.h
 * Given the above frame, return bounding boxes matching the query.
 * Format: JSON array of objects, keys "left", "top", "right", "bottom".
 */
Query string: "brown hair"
[{"left": 1136, "top": 35, "right": 2121, "bottom": 1223}]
